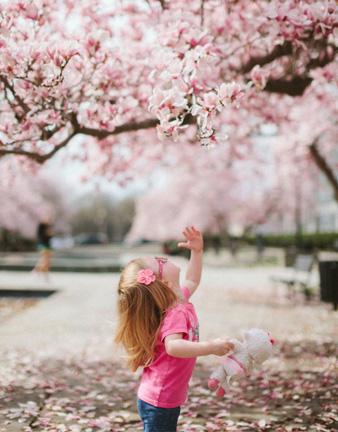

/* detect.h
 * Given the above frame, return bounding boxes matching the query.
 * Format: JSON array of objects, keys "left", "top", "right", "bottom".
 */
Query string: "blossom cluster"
[{"left": 0, "top": 0, "right": 336, "bottom": 160}]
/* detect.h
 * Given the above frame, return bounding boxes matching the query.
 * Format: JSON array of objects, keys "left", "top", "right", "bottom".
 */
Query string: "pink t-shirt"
[{"left": 137, "top": 287, "right": 199, "bottom": 408}]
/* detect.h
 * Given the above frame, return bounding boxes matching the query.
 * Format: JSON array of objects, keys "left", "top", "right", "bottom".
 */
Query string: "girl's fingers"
[
  {"left": 183, "top": 228, "right": 192, "bottom": 240},
  {"left": 182, "top": 232, "right": 189, "bottom": 241},
  {"left": 188, "top": 226, "right": 200, "bottom": 236},
  {"left": 183, "top": 226, "right": 201, "bottom": 240},
  {"left": 182, "top": 231, "right": 188, "bottom": 240},
  {"left": 186, "top": 227, "right": 195, "bottom": 238},
  {"left": 191, "top": 226, "right": 200, "bottom": 236}
]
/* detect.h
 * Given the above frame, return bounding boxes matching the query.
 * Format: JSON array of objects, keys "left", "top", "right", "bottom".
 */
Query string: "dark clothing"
[
  {"left": 137, "top": 398, "right": 180, "bottom": 432},
  {"left": 37, "top": 223, "right": 52, "bottom": 247}
]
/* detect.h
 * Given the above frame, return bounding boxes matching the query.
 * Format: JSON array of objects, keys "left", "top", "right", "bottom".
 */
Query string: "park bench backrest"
[{"left": 294, "top": 254, "right": 315, "bottom": 272}]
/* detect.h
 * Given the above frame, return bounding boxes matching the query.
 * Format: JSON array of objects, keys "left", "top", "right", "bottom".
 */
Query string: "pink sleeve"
[
  {"left": 160, "top": 309, "right": 189, "bottom": 342},
  {"left": 181, "top": 286, "right": 190, "bottom": 301}
]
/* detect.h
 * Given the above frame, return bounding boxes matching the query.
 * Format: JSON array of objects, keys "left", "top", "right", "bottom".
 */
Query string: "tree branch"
[
  {"left": 241, "top": 41, "right": 293, "bottom": 74},
  {"left": 0, "top": 130, "right": 77, "bottom": 163},
  {"left": 201, "top": 0, "right": 206, "bottom": 28},
  {"left": 264, "top": 76, "right": 313, "bottom": 96},
  {"left": 0, "top": 113, "right": 197, "bottom": 161},
  {"left": 147, "top": 0, "right": 168, "bottom": 10},
  {"left": 241, "top": 41, "right": 336, "bottom": 96},
  {"left": 0, "top": 118, "right": 160, "bottom": 161},
  {"left": 76, "top": 118, "right": 160, "bottom": 139}
]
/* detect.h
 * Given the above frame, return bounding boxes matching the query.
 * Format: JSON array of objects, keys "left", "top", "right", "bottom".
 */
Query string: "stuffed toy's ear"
[{"left": 267, "top": 331, "right": 276, "bottom": 345}]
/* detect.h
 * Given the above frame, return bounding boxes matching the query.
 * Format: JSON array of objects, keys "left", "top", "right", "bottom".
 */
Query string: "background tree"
[
  {"left": 0, "top": 157, "right": 68, "bottom": 238},
  {"left": 70, "top": 193, "right": 135, "bottom": 242}
]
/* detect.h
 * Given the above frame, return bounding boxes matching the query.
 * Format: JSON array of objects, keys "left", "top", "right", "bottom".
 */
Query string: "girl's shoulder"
[
  {"left": 164, "top": 286, "right": 194, "bottom": 318},
  {"left": 165, "top": 298, "right": 194, "bottom": 317},
  {"left": 164, "top": 301, "right": 190, "bottom": 319},
  {"left": 166, "top": 302, "right": 187, "bottom": 314}
]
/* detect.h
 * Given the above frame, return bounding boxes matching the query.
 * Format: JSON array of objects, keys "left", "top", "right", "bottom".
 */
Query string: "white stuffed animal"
[{"left": 208, "top": 328, "right": 275, "bottom": 398}]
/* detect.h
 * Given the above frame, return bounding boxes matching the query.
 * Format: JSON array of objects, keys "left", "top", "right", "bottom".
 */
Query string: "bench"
[{"left": 271, "top": 254, "right": 318, "bottom": 300}]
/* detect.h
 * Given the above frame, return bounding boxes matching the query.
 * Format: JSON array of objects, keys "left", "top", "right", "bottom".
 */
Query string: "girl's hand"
[
  {"left": 178, "top": 226, "right": 204, "bottom": 253},
  {"left": 210, "top": 339, "right": 235, "bottom": 356}
]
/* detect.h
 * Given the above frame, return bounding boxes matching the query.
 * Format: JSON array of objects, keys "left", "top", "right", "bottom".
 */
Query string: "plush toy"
[{"left": 208, "top": 328, "right": 275, "bottom": 398}]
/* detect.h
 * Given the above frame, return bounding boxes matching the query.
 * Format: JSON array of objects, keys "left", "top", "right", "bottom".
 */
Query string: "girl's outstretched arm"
[
  {"left": 178, "top": 226, "right": 203, "bottom": 297},
  {"left": 165, "top": 333, "right": 234, "bottom": 358}
]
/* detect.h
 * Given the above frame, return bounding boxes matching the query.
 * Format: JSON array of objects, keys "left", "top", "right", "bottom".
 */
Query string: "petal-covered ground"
[
  {"left": 0, "top": 259, "right": 337, "bottom": 432},
  {"left": 0, "top": 339, "right": 337, "bottom": 432},
  {"left": 0, "top": 298, "right": 39, "bottom": 324}
]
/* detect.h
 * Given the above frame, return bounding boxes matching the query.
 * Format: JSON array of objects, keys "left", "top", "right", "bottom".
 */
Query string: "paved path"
[{"left": 0, "top": 255, "right": 335, "bottom": 367}]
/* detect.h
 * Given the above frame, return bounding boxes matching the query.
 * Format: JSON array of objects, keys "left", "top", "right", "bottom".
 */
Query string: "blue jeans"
[{"left": 137, "top": 398, "right": 181, "bottom": 432}]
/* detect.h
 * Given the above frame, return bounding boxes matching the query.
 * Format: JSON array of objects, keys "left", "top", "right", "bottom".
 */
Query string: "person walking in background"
[
  {"left": 255, "top": 233, "right": 265, "bottom": 262},
  {"left": 32, "top": 217, "right": 53, "bottom": 281},
  {"left": 115, "top": 226, "right": 234, "bottom": 432}
]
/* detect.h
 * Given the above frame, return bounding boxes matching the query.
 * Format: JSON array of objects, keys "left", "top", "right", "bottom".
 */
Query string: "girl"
[{"left": 115, "top": 226, "right": 234, "bottom": 432}]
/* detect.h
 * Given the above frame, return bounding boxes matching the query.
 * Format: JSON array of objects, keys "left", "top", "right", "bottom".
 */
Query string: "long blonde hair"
[{"left": 114, "top": 258, "right": 177, "bottom": 372}]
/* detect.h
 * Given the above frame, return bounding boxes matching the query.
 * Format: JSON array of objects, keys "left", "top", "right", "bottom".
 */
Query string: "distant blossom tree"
[
  {"left": 126, "top": 142, "right": 293, "bottom": 242},
  {"left": 0, "top": 0, "right": 337, "bottom": 197},
  {"left": 0, "top": 158, "right": 65, "bottom": 237}
]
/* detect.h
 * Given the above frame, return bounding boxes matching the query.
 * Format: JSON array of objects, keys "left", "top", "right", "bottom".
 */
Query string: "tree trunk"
[{"left": 309, "top": 141, "right": 338, "bottom": 203}]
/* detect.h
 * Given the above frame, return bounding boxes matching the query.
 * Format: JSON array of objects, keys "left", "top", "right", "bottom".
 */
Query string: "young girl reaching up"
[{"left": 115, "top": 226, "right": 234, "bottom": 432}]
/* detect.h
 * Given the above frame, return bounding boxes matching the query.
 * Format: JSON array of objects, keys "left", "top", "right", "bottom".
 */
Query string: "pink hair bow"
[{"left": 137, "top": 268, "right": 156, "bottom": 285}]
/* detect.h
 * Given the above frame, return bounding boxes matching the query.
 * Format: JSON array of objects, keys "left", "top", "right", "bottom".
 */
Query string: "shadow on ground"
[{"left": 0, "top": 340, "right": 337, "bottom": 432}]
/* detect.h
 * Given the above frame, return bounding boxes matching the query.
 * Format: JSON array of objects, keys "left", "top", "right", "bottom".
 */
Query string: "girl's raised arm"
[{"left": 178, "top": 226, "right": 204, "bottom": 297}]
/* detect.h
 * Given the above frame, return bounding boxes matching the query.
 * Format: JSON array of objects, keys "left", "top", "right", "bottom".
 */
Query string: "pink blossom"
[
  {"left": 218, "top": 82, "right": 244, "bottom": 105},
  {"left": 250, "top": 65, "right": 268, "bottom": 90},
  {"left": 0, "top": 0, "right": 336, "bottom": 179},
  {"left": 149, "top": 87, "right": 188, "bottom": 115},
  {"left": 202, "top": 92, "right": 219, "bottom": 111},
  {"left": 24, "top": 3, "right": 39, "bottom": 20}
]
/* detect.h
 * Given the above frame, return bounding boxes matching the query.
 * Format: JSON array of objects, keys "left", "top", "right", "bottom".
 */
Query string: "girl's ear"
[{"left": 164, "top": 279, "right": 172, "bottom": 288}]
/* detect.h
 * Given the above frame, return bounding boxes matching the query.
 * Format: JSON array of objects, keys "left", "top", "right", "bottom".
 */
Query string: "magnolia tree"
[
  {"left": 0, "top": 0, "right": 337, "bottom": 198},
  {"left": 0, "top": 158, "right": 66, "bottom": 238}
]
